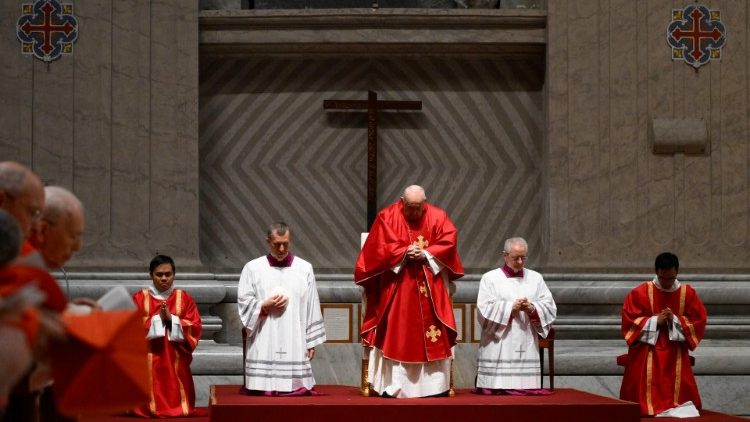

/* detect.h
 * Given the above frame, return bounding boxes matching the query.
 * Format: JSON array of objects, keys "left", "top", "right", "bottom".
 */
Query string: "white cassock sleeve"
[
  {"left": 304, "top": 268, "right": 326, "bottom": 349},
  {"left": 422, "top": 250, "right": 444, "bottom": 275},
  {"left": 476, "top": 273, "right": 513, "bottom": 328},
  {"left": 638, "top": 316, "right": 659, "bottom": 345},
  {"left": 238, "top": 264, "right": 263, "bottom": 335},
  {"left": 168, "top": 314, "right": 186, "bottom": 342},
  {"left": 146, "top": 315, "right": 166, "bottom": 340},
  {"left": 529, "top": 277, "right": 557, "bottom": 338}
]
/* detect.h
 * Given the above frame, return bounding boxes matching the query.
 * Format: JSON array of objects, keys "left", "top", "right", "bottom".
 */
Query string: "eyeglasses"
[{"left": 505, "top": 254, "right": 527, "bottom": 261}]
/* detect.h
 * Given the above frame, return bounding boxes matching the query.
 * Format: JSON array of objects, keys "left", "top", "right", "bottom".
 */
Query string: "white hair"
[
  {"left": 503, "top": 237, "right": 528, "bottom": 253},
  {"left": 43, "top": 186, "right": 83, "bottom": 225},
  {"left": 402, "top": 185, "right": 427, "bottom": 201}
]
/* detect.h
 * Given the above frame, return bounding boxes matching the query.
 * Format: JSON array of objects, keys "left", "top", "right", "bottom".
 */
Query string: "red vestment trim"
[
  {"left": 132, "top": 288, "right": 202, "bottom": 417},
  {"left": 619, "top": 281, "right": 707, "bottom": 416}
]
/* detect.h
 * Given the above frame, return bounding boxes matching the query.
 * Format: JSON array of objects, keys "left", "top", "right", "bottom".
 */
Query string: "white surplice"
[
  {"left": 238, "top": 256, "right": 326, "bottom": 392},
  {"left": 476, "top": 268, "right": 556, "bottom": 389}
]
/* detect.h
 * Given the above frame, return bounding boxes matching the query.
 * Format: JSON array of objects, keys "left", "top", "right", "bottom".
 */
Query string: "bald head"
[
  {"left": 0, "top": 161, "right": 44, "bottom": 239},
  {"left": 30, "top": 186, "right": 85, "bottom": 269},
  {"left": 401, "top": 185, "right": 427, "bottom": 224},
  {"left": 403, "top": 185, "right": 426, "bottom": 203}
]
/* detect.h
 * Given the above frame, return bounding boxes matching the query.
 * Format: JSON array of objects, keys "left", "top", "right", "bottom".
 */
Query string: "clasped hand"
[
  {"left": 512, "top": 297, "right": 535, "bottom": 314},
  {"left": 262, "top": 294, "right": 289, "bottom": 314},
  {"left": 159, "top": 302, "right": 170, "bottom": 323},
  {"left": 656, "top": 307, "right": 674, "bottom": 327},
  {"left": 405, "top": 245, "right": 425, "bottom": 261}
]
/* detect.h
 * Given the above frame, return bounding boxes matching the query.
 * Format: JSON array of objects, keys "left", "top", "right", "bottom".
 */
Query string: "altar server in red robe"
[
  {"left": 356, "top": 185, "right": 464, "bottom": 398},
  {"left": 132, "top": 255, "right": 202, "bottom": 417},
  {"left": 619, "top": 252, "right": 707, "bottom": 417}
]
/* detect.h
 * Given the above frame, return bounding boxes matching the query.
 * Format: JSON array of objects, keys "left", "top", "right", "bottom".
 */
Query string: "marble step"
[{"left": 191, "top": 339, "right": 750, "bottom": 377}]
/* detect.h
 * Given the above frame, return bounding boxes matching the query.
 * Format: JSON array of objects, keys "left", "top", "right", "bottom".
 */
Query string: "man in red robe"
[
  {"left": 355, "top": 185, "right": 463, "bottom": 398},
  {"left": 619, "top": 252, "right": 707, "bottom": 417},
  {"left": 132, "top": 255, "right": 202, "bottom": 417}
]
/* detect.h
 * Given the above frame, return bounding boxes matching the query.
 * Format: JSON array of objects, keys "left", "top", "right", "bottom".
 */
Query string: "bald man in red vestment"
[
  {"left": 356, "top": 185, "right": 463, "bottom": 398},
  {"left": 619, "top": 252, "right": 707, "bottom": 417}
]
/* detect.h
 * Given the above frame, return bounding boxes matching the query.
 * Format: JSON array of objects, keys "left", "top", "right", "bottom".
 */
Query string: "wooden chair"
[{"left": 538, "top": 327, "right": 555, "bottom": 390}]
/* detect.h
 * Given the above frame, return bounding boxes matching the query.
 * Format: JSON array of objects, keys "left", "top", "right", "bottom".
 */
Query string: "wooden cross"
[
  {"left": 425, "top": 324, "right": 442, "bottom": 343},
  {"left": 324, "top": 91, "right": 422, "bottom": 230}
]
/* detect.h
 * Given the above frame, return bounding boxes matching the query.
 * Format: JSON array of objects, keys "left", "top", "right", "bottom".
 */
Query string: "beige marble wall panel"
[
  {"left": 718, "top": 0, "right": 748, "bottom": 249},
  {"left": 0, "top": 2, "right": 33, "bottom": 161},
  {"left": 108, "top": 0, "right": 152, "bottom": 267},
  {"left": 565, "top": 0, "right": 599, "bottom": 252},
  {"left": 67, "top": 0, "right": 113, "bottom": 268},
  {"left": 32, "top": 58, "right": 74, "bottom": 187},
  {"left": 0, "top": 1, "right": 200, "bottom": 271},
  {"left": 607, "top": 0, "right": 638, "bottom": 251},
  {"left": 547, "top": 0, "right": 750, "bottom": 271},
  {"left": 644, "top": 0, "right": 675, "bottom": 250},
  {"left": 545, "top": 0, "right": 568, "bottom": 266},
  {"left": 149, "top": 0, "right": 201, "bottom": 268}
]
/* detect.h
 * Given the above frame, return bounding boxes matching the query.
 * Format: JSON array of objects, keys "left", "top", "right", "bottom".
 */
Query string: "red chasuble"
[
  {"left": 355, "top": 201, "right": 464, "bottom": 363},
  {"left": 0, "top": 263, "right": 67, "bottom": 314},
  {"left": 132, "top": 288, "right": 202, "bottom": 417},
  {"left": 619, "top": 281, "right": 707, "bottom": 416}
]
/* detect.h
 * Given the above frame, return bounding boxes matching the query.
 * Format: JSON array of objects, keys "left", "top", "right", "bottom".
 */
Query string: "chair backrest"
[{"left": 538, "top": 327, "right": 555, "bottom": 349}]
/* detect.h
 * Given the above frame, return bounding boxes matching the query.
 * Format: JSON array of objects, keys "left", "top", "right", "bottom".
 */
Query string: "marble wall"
[
  {"left": 199, "top": 55, "right": 544, "bottom": 273},
  {"left": 0, "top": 0, "right": 201, "bottom": 271},
  {"left": 546, "top": 0, "right": 750, "bottom": 272}
]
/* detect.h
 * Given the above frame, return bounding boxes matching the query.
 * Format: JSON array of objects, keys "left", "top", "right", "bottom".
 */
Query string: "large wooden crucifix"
[{"left": 323, "top": 91, "right": 422, "bottom": 230}]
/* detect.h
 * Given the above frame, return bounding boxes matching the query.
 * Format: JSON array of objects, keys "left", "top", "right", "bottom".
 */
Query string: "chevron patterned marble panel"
[{"left": 199, "top": 57, "right": 544, "bottom": 273}]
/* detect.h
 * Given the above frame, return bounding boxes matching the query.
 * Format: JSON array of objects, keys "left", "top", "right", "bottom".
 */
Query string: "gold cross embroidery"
[
  {"left": 425, "top": 325, "right": 441, "bottom": 343},
  {"left": 418, "top": 282, "right": 429, "bottom": 298},
  {"left": 413, "top": 235, "right": 429, "bottom": 250}
]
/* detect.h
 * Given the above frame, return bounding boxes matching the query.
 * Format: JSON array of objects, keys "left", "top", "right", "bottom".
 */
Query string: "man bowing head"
[
  {"left": 356, "top": 185, "right": 464, "bottom": 398},
  {"left": 238, "top": 223, "right": 326, "bottom": 395}
]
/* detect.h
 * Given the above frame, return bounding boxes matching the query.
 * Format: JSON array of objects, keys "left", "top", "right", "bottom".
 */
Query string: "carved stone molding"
[{"left": 199, "top": 8, "right": 546, "bottom": 57}]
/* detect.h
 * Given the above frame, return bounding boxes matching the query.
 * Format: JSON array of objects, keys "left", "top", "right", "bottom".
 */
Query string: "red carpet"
[
  {"left": 75, "top": 387, "right": 746, "bottom": 422},
  {"left": 209, "top": 384, "right": 640, "bottom": 422},
  {"left": 78, "top": 409, "right": 208, "bottom": 421}
]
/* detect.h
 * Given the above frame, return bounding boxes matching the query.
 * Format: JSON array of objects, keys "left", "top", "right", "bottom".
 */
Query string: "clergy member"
[
  {"left": 475, "top": 237, "right": 556, "bottom": 393},
  {"left": 29, "top": 186, "right": 84, "bottom": 271},
  {"left": 356, "top": 185, "right": 463, "bottom": 398},
  {"left": 238, "top": 222, "right": 326, "bottom": 394},
  {"left": 619, "top": 252, "right": 707, "bottom": 417},
  {"left": 132, "top": 255, "right": 202, "bottom": 417},
  {"left": 0, "top": 161, "right": 44, "bottom": 245}
]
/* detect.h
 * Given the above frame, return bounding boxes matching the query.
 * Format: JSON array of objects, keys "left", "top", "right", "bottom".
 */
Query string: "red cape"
[
  {"left": 0, "top": 264, "right": 67, "bottom": 314},
  {"left": 619, "top": 281, "right": 707, "bottom": 416},
  {"left": 355, "top": 201, "right": 463, "bottom": 362}
]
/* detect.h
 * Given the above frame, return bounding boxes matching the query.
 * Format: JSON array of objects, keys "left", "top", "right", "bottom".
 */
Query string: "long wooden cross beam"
[{"left": 324, "top": 91, "right": 422, "bottom": 230}]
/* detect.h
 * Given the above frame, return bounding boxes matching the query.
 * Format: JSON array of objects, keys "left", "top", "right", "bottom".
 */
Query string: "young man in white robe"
[
  {"left": 237, "top": 222, "right": 326, "bottom": 394},
  {"left": 475, "top": 237, "right": 556, "bottom": 393}
]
